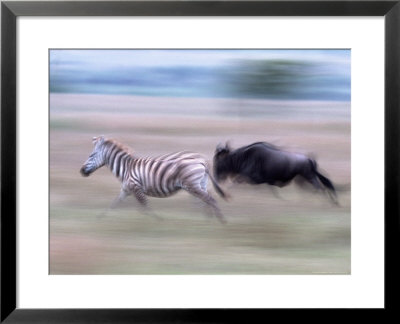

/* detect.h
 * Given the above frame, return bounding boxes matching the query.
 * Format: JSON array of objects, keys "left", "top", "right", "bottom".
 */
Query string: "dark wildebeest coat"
[{"left": 213, "top": 142, "right": 337, "bottom": 204}]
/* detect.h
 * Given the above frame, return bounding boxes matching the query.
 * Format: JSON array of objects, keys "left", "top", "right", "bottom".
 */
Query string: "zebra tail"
[{"left": 206, "top": 168, "right": 229, "bottom": 200}]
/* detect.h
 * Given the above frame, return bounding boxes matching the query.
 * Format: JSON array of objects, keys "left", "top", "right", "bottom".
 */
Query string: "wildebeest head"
[
  {"left": 80, "top": 135, "right": 106, "bottom": 177},
  {"left": 213, "top": 142, "right": 232, "bottom": 182}
]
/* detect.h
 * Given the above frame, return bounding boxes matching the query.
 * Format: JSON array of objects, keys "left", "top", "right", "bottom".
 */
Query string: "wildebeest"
[{"left": 213, "top": 142, "right": 338, "bottom": 204}]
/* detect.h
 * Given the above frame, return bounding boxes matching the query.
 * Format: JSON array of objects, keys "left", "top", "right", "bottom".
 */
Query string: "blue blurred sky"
[{"left": 50, "top": 49, "right": 350, "bottom": 100}]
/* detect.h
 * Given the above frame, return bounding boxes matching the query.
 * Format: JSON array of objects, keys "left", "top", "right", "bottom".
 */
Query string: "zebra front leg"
[
  {"left": 98, "top": 189, "right": 129, "bottom": 218},
  {"left": 132, "top": 187, "right": 163, "bottom": 221}
]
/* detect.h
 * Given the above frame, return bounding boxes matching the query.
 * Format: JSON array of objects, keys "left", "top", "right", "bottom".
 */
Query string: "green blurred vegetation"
[
  {"left": 223, "top": 59, "right": 311, "bottom": 98},
  {"left": 50, "top": 50, "right": 350, "bottom": 101}
]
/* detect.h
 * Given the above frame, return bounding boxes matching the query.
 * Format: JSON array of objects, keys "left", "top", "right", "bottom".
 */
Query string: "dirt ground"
[{"left": 50, "top": 93, "right": 351, "bottom": 274}]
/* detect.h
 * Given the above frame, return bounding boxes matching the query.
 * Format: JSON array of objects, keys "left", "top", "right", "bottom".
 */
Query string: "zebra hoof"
[{"left": 217, "top": 216, "right": 227, "bottom": 224}]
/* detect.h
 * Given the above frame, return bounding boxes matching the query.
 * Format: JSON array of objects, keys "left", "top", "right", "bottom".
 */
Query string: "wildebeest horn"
[
  {"left": 216, "top": 142, "right": 224, "bottom": 152},
  {"left": 225, "top": 141, "right": 232, "bottom": 150}
]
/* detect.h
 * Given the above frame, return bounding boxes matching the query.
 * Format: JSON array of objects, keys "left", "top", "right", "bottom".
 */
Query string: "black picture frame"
[{"left": 1, "top": 1, "right": 399, "bottom": 322}]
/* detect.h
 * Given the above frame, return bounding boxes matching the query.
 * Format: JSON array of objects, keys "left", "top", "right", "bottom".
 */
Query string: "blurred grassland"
[{"left": 50, "top": 93, "right": 351, "bottom": 275}]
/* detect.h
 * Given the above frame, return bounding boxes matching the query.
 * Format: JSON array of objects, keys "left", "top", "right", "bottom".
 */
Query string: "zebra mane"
[
  {"left": 103, "top": 138, "right": 135, "bottom": 156},
  {"left": 101, "top": 138, "right": 204, "bottom": 163}
]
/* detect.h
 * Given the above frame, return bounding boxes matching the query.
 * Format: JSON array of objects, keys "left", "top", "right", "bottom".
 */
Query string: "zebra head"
[{"left": 80, "top": 136, "right": 106, "bottom": 177}]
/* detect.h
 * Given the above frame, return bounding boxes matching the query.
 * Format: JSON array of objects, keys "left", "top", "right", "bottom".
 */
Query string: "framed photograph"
[{"left": 1, "top": 0, "right": 399, "bottom": 322}]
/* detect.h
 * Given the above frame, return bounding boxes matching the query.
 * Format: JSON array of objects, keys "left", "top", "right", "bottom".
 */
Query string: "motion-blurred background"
[{"left": 50, "top": 49, "right": 350, "bottom": 274}]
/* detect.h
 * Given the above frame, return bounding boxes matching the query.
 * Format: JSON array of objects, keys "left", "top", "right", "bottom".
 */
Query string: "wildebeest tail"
[
  {"left": 309, "top": 159, "right": 337, "bottom": 197},
  {"left": 205, "top": 168, "right": 229, "bottom": 200}
]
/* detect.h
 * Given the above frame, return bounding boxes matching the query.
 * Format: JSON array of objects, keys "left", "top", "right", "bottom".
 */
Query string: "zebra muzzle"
[{"left": 80, "top": 167, "right": 90, "bottom": 177}]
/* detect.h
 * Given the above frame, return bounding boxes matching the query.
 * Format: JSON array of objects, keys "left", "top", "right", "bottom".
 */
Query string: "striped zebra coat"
[{"left": 80, "top": 136, "right": 227, "bottom": 223}]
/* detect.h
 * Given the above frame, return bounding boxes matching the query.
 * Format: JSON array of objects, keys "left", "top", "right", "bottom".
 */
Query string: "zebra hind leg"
[
  {"left": 184, "top": 185, "right": 227, "bottom": 224},
  {"left": 197, "top": 174, "right": 215, "bottom": 217}
]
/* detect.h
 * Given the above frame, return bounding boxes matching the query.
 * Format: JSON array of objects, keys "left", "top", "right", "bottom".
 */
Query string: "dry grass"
[{"left": 50, "top": 93, "right": 350, "bottom": 274}]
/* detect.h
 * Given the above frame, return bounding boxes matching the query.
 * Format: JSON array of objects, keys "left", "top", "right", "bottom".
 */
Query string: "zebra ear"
[{"left": 92, "top": 135, "right": 105, "bottom": 144}]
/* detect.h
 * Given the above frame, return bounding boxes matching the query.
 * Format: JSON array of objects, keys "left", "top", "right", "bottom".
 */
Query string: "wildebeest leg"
[
  {"left": 268, "top": 185, "right": 286, "bottom": 200},
  {"left": 305, "top": 175, "right": 338, "bottom": 205},
  {"left": 314, "top": 172, "right": 339, "bottom": 205},
  {"left": 132, "top": 187, "right": 163, "bottom": 221},
  {"left": 306, "top": 160, "right": 339, "bottom": 205},
  {"left": 184, "top": 185, "right": 226, "bottom": 224}
]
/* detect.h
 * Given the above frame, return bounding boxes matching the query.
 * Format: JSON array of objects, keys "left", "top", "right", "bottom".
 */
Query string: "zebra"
[{"left": 80, "top": 136, "right": 227, "bottom": 223}]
